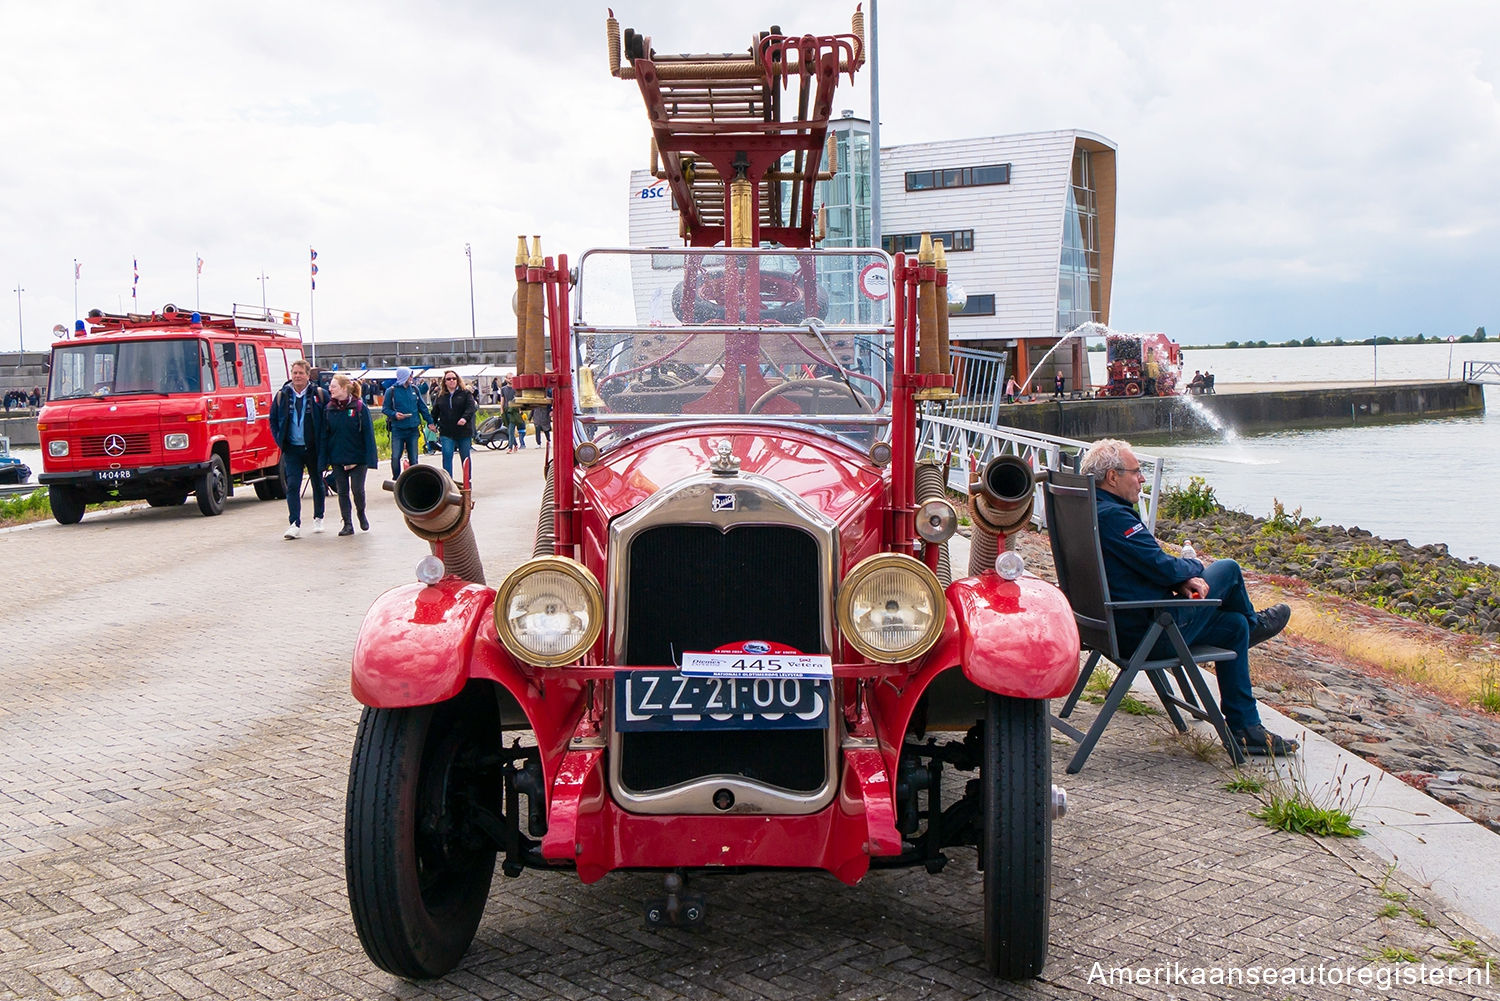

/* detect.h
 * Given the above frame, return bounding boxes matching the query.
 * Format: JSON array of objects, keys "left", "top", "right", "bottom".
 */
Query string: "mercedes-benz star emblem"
[{"left": 103, "top": 434, "right": 127, "bottom": 457}]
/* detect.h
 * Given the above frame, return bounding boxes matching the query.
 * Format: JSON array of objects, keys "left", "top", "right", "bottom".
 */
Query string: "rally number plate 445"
[{"left": 614, "top": 671, "right": 831, "bottom": 732}]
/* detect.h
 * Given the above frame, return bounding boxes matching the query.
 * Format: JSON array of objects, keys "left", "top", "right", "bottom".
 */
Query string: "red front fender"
[
  {"left": 929, "top": 572, "right": 1080, "bottom": 700},
  {"left": 351, "top": 579, "right": 498, "bottom": 707}
]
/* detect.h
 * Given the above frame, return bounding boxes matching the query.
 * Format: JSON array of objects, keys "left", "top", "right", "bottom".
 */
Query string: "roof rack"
[{"left": 78, "top": 303, "right": 302, "bottom": 337}]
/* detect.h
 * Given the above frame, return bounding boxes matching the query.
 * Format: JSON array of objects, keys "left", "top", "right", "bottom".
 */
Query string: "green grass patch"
[
  {"left": 1223, "top": 773, "right": 1267, "bottom": 794},
  {"left": 1248, "top": 757, "right": 1369, "bottom": 838},
  {"left": 1117, "top": 693, "right": 1158, "bottom": 716},
  {"left": 1376, "top": 902, "right": 1402, "bottom": 919},
  {"left": 1368, "top": 945, "right": 1420, "bottom": 964},
  {"left": 1432, "top": 939, "right": 1495, "bottom": 966}
]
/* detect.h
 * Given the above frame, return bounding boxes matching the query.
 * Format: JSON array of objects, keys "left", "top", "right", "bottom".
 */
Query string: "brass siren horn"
[{"left": 518, "top": 235, "right": 549, "bottom": 405}]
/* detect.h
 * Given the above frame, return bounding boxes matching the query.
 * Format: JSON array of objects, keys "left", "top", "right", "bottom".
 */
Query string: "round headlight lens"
[
  {"left": 837, "top": 553, "right": 945, "bottom": 664},
  {"left": 494, "top": 557, "right": 603, "bottom": 667}
]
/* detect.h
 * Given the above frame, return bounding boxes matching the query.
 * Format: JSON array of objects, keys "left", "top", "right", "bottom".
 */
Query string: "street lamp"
[
  {"left": 465, "top": 243, "right": 477, "bottom": 353},
  {"left": 12, "top": 284, "right": 22, "bottom": 353},
  {"left": 256, "top": 271, "right": 271, "bottom": 315}
]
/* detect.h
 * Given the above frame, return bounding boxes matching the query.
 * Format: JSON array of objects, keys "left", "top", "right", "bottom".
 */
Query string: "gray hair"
[{"left": 1079, "top": 438, "right": 1133, "bottom": 478}]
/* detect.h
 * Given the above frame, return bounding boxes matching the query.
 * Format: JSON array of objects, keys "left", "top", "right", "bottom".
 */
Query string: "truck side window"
[
  {"left": 216, "top": 343, "right": 239, "bottom": 388},
  {"left": 239, "top": 343, "right": 263, "bottom": 387},
  {"left": 265, "top": 348, "right": 289, "bottom": 389},
  {"left": 200, "top": 341, "right": 216, "bottom": 389}
]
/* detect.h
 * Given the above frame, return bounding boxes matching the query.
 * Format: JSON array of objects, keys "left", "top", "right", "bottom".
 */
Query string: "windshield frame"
[{"left": 48, "top": 337, "right": 210, "bottom": 400}]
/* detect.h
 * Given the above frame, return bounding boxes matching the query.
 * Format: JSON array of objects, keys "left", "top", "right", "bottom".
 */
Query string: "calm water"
[
  {"left": 1088, "top": 342, "right": 1500, "bottom": 564},
  {"left": 10, "top": 343, "right": 1498, "bottom": 561}
]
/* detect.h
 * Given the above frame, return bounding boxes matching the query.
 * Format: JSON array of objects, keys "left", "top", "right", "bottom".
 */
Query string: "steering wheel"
[{"left": 749, "top": 378, "right": 875, "bottom": 415}]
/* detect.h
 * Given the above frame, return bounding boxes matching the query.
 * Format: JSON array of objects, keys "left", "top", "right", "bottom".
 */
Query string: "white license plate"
[
  {"left": 680, "top": 651, "right": 833, "bottom": 679},
  {"left": 95, "top": 469, "right": 134, "bottom": 482}
]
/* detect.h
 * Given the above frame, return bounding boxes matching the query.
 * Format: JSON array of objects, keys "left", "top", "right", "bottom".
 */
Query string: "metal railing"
[
  {"left": 946, "top": 346, "right": 1009, "bottom": 426},
  {"left": 1463, "top": 360, "right": 1500, "bottom": 384},
  {"left": 917, "top": 413, "right": 1166, "bottom": 531}
]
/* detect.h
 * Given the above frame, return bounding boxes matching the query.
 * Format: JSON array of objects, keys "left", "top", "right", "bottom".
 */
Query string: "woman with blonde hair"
[
  {"left": 431, "top": 369, "right": 477, "bottom": 477},
  {"left": 319, "top": 373, "right": 378, "bottom": 536}
]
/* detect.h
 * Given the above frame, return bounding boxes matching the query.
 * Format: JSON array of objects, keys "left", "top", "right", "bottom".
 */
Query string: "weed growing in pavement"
[
  {"left": 1433, "top": 939, "right": 1495, "bottom": 967},
  {"left": 1171, "top": 725, "right": 1225, "bottom": 763},
  {"left": 1223, "top": 772, "right": 1267, "bottom": 794},
  {"left": 1248, "top": 754, "right": 1370, "bottom": 838},
  {"left": 1376, "top": 902, "right": 1402, "bottom": 919},
  {"left": 1369, "top": 945, "right": 1420, "bottom": 964},
  {"left": 1405, "top": 905, "right": 1435, "bottom": 929},
  {"left": 1117, "top": 693, "right": 1158, "bottom": 716},
  {"left": 1081, "top": 665, "right": 1158, "bottom": 716},
  {"left": 1377, "top": 862, "right": 1409, "bottom": 902}
]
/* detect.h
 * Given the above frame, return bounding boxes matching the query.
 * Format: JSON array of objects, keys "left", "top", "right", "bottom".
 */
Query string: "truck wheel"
[
  {"left": 253, "top": 463, "right": 286, "bottom": 501},
  {"left": 147, "top": 492, "right": 188, "bottom": 507},
  {"left": 981, "top": 693, "right": 1051, "bottom": 980},
  {"left": 49, "top": 485, "right": 86, "bottom": 525},
  {"left": 346, "top": 690, "right": 499, "bottom": 980},
  {"left": 195, "top": 454, "right": 228, "bottom": 516}
]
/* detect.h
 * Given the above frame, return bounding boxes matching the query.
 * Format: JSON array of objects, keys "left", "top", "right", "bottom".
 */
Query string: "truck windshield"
[
  {"left": 572, "top": 248, "right": 895, "bottom": 445},
  {"left": 49, "top": 338, "right": 206, "bottom": 400}
]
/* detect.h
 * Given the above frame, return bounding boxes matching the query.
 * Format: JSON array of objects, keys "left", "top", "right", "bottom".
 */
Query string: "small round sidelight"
[
  {"left": 867, "top": 440, "right": 892, "bottom": 466},
  {"left": 995, "top": 550, "right": 1026, "bottom": 581},
  {"left": 915, "top": 497, "right": 958, "bottom": 543},
  {"left": 575, "top": 441, "right": 602, "bottom": 466}
]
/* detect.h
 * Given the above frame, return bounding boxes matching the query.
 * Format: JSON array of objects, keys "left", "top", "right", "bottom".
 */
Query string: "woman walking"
[
  {"left": 320, "top": 374, "right": 378, "bottom": 536},
  {"left": 431, "top": 370, "right": 477, "bottom": 477}
]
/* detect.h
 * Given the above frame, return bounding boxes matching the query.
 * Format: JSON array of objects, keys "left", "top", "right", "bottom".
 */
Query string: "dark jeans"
[
  {"left": 330, "top": 464, "right": 368, "bottom": 527},
  {"left": 281, "top": 443, "right": 325, "bottom": 526},
  {"left": 1125, "top": 558, "right": 1260, "bottom": 730},
  {"left": 390, "top": 427, "right": 420, "bottom": 478},
  {"left": 440, "top": 435, "right": 472, "bottom": 477}
]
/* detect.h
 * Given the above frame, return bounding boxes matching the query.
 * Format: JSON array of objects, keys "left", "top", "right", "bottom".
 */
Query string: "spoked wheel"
[
  {"left": 981, "top": 693, "right": 1052, "bottom": 980},
  {"left": 195, "top": 454, "right": 228, "bottom": 516},
  {"left": 346, "top": 687, "right": 501, "bottom": 979}
]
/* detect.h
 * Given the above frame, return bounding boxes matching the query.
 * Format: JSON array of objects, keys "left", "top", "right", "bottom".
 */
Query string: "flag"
[
  {"left": 74, "top": 260, "right": 81, "bottom": 280},
  {"left": 196, "top": 256, "right": 204, "bottom": 276},
  {"left": 132, "top": 258, "right": 139, "bottom": 300},
  {"left": 310, "top": 247, "right": 318, "bottom": 290}
]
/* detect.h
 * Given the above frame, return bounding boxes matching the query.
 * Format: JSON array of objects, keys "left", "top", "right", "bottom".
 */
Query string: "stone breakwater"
[{"left": 1155, "top": 507, "right": 1500, "bottom": 639}]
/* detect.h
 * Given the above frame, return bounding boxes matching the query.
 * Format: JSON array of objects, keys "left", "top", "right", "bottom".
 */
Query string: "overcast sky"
[{"left": 3, "top": 0, "right": 1496, "bottom": 350}]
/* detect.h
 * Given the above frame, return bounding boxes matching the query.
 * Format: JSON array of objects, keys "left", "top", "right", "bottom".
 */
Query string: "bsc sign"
[{"left": 859, "top": 262, "right": 890, "bottom": 301}]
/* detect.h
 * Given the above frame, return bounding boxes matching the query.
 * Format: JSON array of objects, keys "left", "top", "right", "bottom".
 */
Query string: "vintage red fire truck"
[
  {"left": 343, "top": 10, "right": 1079, "bottom": 983},
  {"left": 37, "top": 305, "right": 303, "bottom": 524}
]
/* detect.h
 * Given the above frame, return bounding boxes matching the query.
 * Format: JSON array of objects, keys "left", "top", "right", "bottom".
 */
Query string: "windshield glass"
[
  {"left": 573, "top": 248, "right": 894, "bottom": 445},
  {"left": 49, "top": 338, "right": 207, "bottom": 400}
]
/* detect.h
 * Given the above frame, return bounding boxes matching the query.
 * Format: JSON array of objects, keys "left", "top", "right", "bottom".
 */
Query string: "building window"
[
  {"left": 1057, "top": 148, "right": 1102, "bottom": 334},
  {"left": 904, "top": 164, "right": 1010, "bottom": 192},
  {"left": 952, "top": 294, "right": 995, "bottom": 316},
  {"left": 880, "top": 229, "right": 975, "bottom": 255}
]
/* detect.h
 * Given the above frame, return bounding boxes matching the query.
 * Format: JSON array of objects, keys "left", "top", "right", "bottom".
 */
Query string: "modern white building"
[{"left": 628, "top": 121, "right": 1117, "bottom": 391}]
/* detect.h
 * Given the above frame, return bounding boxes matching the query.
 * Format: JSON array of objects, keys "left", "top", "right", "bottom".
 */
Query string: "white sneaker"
[
  {"left": 283, "top": 524, "right": 301, "bottom": 539},
  {"left": 313, "top": 518, "right": 324, "bottom": 534}
]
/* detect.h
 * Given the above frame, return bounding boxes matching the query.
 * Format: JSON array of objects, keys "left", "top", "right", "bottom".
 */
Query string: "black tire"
[
  {"left": 253, "top": 463, "right": 287, "bottom": 501},
  {"left": 195, "top": 453, "right": 228, "bottom": 516},
  {"left": 981, "top": 694, "right": 1051, "bottom": 980},
  {"left": 147, "top": 492, "right": 188, "bottom": 507},
  {"left": 49, "top": 485, "right": 86, "bottom": 525},
  {"left": 346, "top": 690, "right": 500, "bottom": 980}
]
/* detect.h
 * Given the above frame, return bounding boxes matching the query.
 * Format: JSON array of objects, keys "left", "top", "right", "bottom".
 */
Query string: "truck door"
[
  {"left": 209, "top": 340, "right": 246, "bottom": 467},
  {"left": 238, "top": 341, "right": 274, "bottom": 469}
]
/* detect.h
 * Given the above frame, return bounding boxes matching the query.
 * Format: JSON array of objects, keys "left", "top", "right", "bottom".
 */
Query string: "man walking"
[
  {"left": 382, "top": 366, "right": 432, "bottom": 478},
  {"left": 1079, "top": 439, "right": 1297, "bottom": 756},
  {"left": 270, "top": 359, "right": 327, "bottom": 539}
]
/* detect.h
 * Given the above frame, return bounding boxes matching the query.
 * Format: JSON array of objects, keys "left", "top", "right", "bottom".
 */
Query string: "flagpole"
[
  {"left": 309, "top": 246, "right": 318, "bottom": 367},
  {"left": 195, "top": 252, "right": 200, "bottom": 311},
  {"left": 73, "top": 259, "right": 79, "bottom": 328}
]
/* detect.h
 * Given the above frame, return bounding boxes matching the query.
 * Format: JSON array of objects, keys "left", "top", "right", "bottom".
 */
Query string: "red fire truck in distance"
[{"left": 38, "top": 305, "right": 304, "bottom": 524}]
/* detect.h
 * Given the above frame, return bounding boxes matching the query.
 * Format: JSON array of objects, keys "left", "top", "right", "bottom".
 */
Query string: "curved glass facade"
[{"left": 1058, "top": 149, "right": 1102, "bottom": 334}]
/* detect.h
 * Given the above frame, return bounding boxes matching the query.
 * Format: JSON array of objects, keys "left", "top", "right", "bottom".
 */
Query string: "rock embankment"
[{"left": 1156, "top": 505, "right": 1500, "bottom": 638}]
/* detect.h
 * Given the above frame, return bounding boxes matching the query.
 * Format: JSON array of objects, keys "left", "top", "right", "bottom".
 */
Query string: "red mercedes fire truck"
[
  {"left": 343, "top": 9, "right": 1079, "bottom": 984},
  {"left": 38, "top": 305, "right": 304, "bottom": 524}
]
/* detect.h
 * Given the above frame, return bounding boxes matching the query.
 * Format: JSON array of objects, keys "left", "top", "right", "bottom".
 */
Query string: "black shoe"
[
  {"left": 358, "top": 512, "right": 370, "bottom": 531},
  {"left": 1249, "top": 603, "right": 1291, "bottom": 647},
  {"left": 1232, "top": 724, "right": 1299, "bottom": 756},
  {"left": 338, "top": 524, "right": 354, "bottom": 536}
]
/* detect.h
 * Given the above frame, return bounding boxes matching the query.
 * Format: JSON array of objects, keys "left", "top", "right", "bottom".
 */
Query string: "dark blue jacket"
[
  {"left": 382, "top": 381, "right": 432, "bottom": 431},
  {"left": 1095, "top": 487, "right": 1204, "bottom": 635},
  {"left": 269, "top": 382, "right": 328, "bottom": 452},
  {"left": 320, "top": 398, "right": 379, "bottom": 469}
]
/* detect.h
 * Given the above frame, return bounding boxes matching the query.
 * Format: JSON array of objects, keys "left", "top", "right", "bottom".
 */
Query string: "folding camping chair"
[{"left": 1042, "top": 469, "right": 1247, "bottom": 774}]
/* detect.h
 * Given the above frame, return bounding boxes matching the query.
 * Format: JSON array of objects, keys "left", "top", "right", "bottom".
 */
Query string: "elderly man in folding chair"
[{"left": 1080, "top": 439, "right": 1298, "bottom": 756}]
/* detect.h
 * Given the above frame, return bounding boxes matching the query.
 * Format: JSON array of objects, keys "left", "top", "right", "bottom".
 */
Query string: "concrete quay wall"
[{"left": 994, "top": 381, "right": 1485, "bottom": 440}]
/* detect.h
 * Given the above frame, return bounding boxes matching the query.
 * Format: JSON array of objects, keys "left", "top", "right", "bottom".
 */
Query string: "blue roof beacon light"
[
  {"left": 190, "top": 312, "right": 202, "bottom": 324},
  {"left": 74, "top": 319, "right": 85, "bottom": 337}
]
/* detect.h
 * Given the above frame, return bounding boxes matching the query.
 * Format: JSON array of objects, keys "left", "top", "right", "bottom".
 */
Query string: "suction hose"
[
  {"left": 967, "top": 455, "right": 1035, "bottom": 577},
  {"left": 385, "top": 464, "right": 486, "bottom": 585},
  {"left": 533, "top": 459, "right": 556, "bottom": 558},
  {"left": 913, "top": 459, "right": 952, "bottom": 588}
]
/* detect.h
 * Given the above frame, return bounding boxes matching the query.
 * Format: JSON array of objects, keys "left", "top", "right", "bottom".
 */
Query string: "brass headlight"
[
  {"left": 836, "top": 553, "right": 945, "bottom": 664},
  {"left": 494, "top": 556, "right": 603, "bottom": 667}
]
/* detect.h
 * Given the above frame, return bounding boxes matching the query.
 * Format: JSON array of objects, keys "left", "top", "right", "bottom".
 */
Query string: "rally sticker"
[{"left": 681, "top": 640, "right": 833, "bottom": 680}]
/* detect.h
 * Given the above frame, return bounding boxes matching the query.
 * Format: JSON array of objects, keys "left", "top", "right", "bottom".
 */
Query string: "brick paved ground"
[{"left": 4, "top": 448, "right": 1497, "bottom": 1000}]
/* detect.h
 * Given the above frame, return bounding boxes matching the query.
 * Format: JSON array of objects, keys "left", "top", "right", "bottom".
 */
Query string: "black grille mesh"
[{"left": 624, "top": 524, "right": 821, "bottom": 665}]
